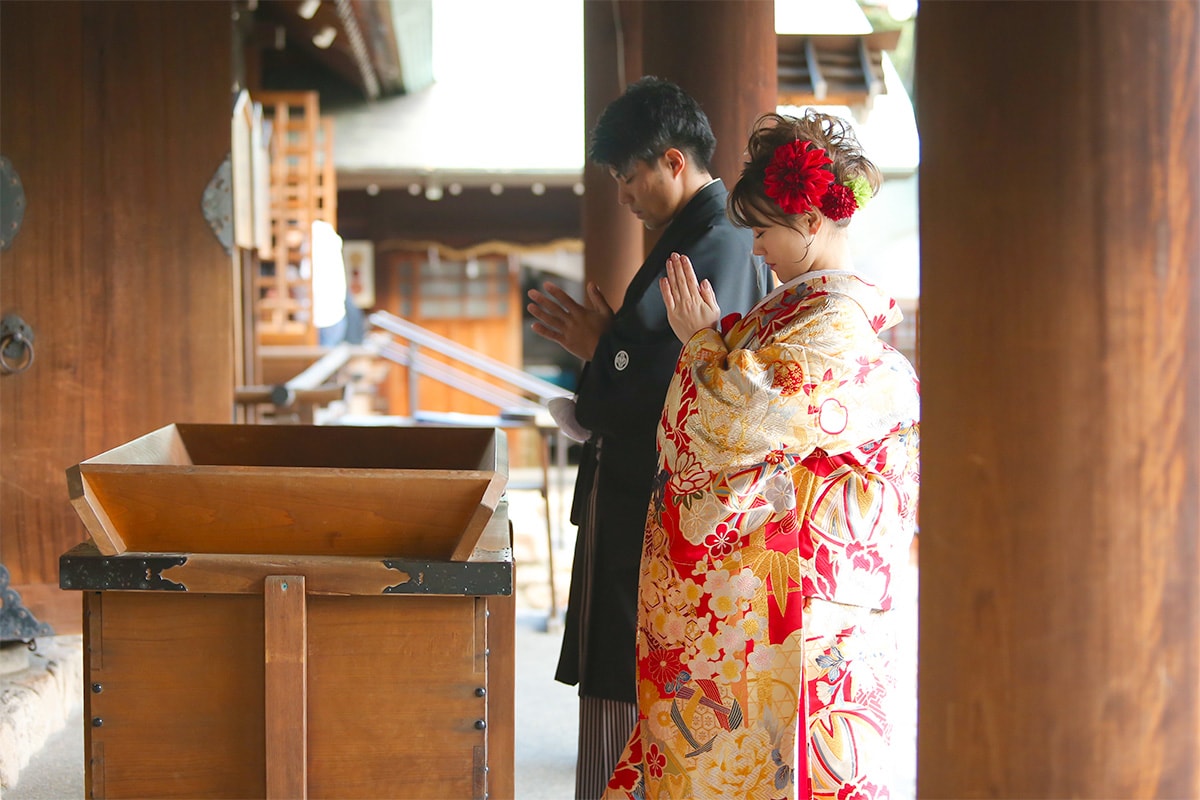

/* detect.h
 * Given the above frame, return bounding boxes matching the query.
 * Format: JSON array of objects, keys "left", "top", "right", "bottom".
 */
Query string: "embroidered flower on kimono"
[
  {"left": 646, "top": 743, "right": 668, "bottom": 779},
  {"left": 739, "top": 610, "right": 765, "bottom": 640},
  {"left": 747, "top": 642, "right": 775, "bottom": 672},
  {"left": 694, "top": 727, "right": 778, "bottom": 798},
  {"left": 704, "top": 523, "right": 739, "bottom": 558},
  {"left": 689, "top": 652, "right": 720, "bottom": 681},
  {"left": 650, "top": 606, "right": 672, "bottom": 638},
  {"left": 650, "top": 704, "right": 676, "bottom": 740},
  {"left": 717, "top": 656, "right": 744, "bottom": 683},
  {"left": 771, "top": 747, "right": 796, "bottom": 792},
  {"left": 764, "top": 471, "right": 797, "bottom": 512},
  {"left": 855, "top": 355, "right": 881, "bottom": 385},
  {"left": 715, "top": 618, "right": 746, "bottom": 653},
  {"left": 731, "top": 566, "right": 762, "bottom": 599},
  {"left": 680, "top": 492, "right": 729, "bottom": 546},
  {"left": 647, "top": 647, "right": 684, "bottom": 685},
  {"left": 838, "top": 780, "right": 891, "bottom": 800},
  {"left": 814, "top": 645, "right": 847, "bottom": 682},
  {"left": 697, "top": 631, "right": 722, "bottom": 661},
  {"left": 846, "top": 541, "right": 885, "bottom": 572},
  {"left": 663, "top": 611, "right": 688, "bottom": 641},
  {"left": 638, "top": 678, "right": 659, "bottom": 710},
  {"left": 708, "top": 590, "right": 741, "bottom": 620},
  {"left": 772, "top": 361, "right": 806, "bottom": 396},
  {"left": 669, "top": 451, "right": 710, "bottom": 495},
  {"left": 703, "top": 570, "right": 742, "bottom": 618},
  {"left": 681, "top": 578, "right": 704, "bottom": 608}
]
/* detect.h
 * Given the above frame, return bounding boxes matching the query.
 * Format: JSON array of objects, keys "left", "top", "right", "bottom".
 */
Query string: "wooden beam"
[{"left": 265, "top": 575, "right": 308, "bottom": 800}]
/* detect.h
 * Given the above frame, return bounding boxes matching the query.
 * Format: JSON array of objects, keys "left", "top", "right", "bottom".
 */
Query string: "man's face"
[{"left": 609, "top": 155, "right": 681, "bottom": 230}]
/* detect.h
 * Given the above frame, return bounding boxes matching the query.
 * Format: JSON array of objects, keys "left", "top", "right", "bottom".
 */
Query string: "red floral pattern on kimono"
[{"left": 602, "top": 272, "right": 920, "bottom": 800}]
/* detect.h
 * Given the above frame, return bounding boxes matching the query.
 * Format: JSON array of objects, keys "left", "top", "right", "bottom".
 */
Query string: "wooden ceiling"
[
  {"left": 248, "top": 0, "right": 431, "bottom": 101},
  {"left": 778, "top": 30, "right": 903, "bottom": 111},
  {"left": 247, "top": 2, "right": 902, "bottom": 111}
]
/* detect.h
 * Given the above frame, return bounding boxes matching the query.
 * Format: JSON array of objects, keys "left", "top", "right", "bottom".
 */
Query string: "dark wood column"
[
  {"left": 641, "top": 0, "right": 777, "bottom": 191},
  {"left": 0, "top": 0, "right": 234, "bottom": 632},
  {"left": 917, "top": 2, "right": 1199, "bottom": 796},
  {"left": 582, "top": 0, "right": 644, "bottom": 310}
]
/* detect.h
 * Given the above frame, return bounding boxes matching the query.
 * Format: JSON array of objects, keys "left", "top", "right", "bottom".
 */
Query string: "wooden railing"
[
  {"left": 367, "top": 310, "right": 571, "bottom": 416},
  {"left": 235, "top": 342, "right": 372, "bottom": 423},
  {"left": 367, "top": 310, "right": 572, "bottom": 625}
]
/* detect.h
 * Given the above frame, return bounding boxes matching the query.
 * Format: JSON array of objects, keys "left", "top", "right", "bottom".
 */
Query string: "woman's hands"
[{"left": 660, "top": 252, "right": 721, "bottom": 344}]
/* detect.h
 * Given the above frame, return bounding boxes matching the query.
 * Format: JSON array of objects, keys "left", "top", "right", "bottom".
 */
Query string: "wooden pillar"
[
  {"left": 0, "top": 0, "right": 234, "bottom": 633},
  {"left": 917, "top": 2, "right": 1199, "bottom": 797},
  {"left": 582, "top": 0, "right": 644, "bottom": 310},
  {"left": 641, "top": 0, "right": 777, "bottom": 191}
]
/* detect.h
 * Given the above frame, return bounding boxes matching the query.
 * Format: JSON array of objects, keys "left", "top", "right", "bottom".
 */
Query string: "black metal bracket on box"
[
  {"left": 59, "top": 546, "right": 188, "bottom": 591},
  {"left": 0, "top": 562, "right": 55, "bottom": 642},
  {"left": 58, "top": 542, "right": 512, "bottom": 597},
  {"left": 382, "top": 559, "right": 512, "bottom": 596}
]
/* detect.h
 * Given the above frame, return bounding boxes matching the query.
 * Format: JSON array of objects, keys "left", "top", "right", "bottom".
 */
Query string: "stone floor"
[{"left": 2, "top": 462, "right": 918, "bottom": 799}]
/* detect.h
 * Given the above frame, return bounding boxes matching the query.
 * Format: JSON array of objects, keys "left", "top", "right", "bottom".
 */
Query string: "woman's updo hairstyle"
[{"left": 728, "top": 110, "right": 881, "bottom": 231}]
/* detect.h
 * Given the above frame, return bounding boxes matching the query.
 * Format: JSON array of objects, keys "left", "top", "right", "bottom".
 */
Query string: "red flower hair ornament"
[{"left": 764, "top": 139, "right": 867, "bottom": 221}]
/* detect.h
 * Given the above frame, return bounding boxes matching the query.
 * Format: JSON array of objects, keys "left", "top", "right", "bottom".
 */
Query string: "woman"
[{"left": 603, "top": 111, "right": 920, "bottom": 800}]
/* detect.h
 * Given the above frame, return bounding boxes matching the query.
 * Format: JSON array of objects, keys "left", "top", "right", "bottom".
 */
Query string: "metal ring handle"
[{"left": 0, "top": 331, "right": 34, "bottom": 375}]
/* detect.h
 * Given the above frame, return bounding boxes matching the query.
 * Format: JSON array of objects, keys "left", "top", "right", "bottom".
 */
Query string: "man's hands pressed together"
[{"left": 527, "top": 280, "right": 615, "bottom": 362}]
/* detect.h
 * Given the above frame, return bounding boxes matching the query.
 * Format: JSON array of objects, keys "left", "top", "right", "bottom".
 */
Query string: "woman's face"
[{"left": 751, "top": 221, "right": 814, "bottom": 283}]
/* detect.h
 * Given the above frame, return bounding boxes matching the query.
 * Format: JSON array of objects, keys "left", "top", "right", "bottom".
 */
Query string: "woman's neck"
[{"left": 810, "top": 229, "right": 854, "bottom": 273}]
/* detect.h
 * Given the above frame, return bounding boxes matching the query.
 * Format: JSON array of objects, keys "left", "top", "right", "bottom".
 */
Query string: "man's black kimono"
[{"left": 556, "top": 179, "right": 772, "bottom": 703}]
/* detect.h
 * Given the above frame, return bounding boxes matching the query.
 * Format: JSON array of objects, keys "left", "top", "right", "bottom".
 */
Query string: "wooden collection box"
[{"left": 59, "top": 423, "right": 515, "bottom": 800}]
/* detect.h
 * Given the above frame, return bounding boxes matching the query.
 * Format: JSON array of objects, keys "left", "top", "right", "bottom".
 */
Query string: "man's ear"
[{"left": 662, "top": 147, "right": 687, "bottom": 179}]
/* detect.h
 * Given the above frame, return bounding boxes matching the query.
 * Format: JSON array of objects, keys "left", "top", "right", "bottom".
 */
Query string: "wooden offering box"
[
  {"left": 66, "top": 423, "right": 508, "bottom": 560},
  {"left": 60, "top": 423, "right": 515, "bottom": 800}
]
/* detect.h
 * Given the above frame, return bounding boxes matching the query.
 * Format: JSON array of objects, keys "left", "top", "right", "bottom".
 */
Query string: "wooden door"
[
  {"left": 377, "top": 249, "right": 523, "bottom": 418},
  {"left": 0, "top": 1, "right": 235, "bottom": 633}
]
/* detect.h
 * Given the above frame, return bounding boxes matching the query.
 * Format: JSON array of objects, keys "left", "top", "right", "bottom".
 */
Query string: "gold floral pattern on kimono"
[{"left": 603, "top": 271, "right": 920, "bottom": 800}]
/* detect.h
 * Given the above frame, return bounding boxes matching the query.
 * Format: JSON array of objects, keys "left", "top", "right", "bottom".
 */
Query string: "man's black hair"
[{"left": 587, "top": 76, "right": 717, "bottom": 175}]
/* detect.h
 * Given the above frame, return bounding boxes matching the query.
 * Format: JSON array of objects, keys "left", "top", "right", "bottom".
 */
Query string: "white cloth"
[
  {"left": 311, "top": 220, "right": 347, "bottom": 328},
  {"left": 548, "top": 396, "right": 591, "bottom": 443}
]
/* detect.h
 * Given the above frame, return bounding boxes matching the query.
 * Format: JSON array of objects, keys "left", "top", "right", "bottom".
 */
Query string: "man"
[{"left": 527, "top": 76, "right": 771, "bottom": 799}]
